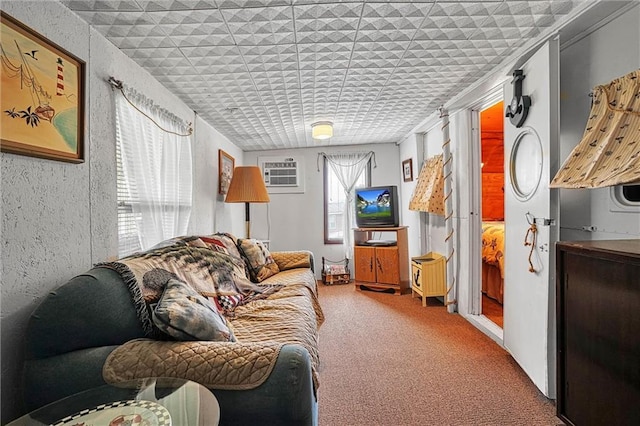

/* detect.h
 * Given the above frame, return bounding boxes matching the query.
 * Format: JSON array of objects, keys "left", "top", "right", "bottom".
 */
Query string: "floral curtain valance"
[
  {"left": 550, "top": 69, "right": 640, "bottom": 189},
  {"left": 409, "top": 154, "right": 445, "bottom": 216}
]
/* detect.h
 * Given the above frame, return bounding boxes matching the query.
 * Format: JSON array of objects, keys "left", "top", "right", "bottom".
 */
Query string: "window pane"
[
  {"left": 324, "top": 160, "right": 369, "bottom": 243},
  {"left": 622, "top": 185, "right": 640, "bottom": 203},
  {"left": 116, "top": 139, "right": 142, "bottom": 256}
]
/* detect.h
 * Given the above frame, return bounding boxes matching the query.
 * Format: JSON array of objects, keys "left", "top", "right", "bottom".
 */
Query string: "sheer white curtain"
[
  {"left": 115, "top": 86, "right": 193, "bottom": 253},
  {"left": 325, "top": 152, "right": 373, "bottom": 259}
]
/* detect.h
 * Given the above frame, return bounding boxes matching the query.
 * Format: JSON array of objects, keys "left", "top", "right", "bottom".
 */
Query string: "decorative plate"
[{"left": 52, "top": 400, "right": 171, "bottom": 426}]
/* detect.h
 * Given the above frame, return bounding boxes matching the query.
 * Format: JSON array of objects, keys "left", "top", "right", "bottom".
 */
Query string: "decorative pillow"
[
  {"left": 237, "top": 239, "right": 280, "bottom": 283},
  {"left": 152, "top": 278, "right": 236, "bottom": 342}
]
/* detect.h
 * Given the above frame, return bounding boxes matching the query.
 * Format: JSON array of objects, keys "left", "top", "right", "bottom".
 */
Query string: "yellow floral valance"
[
  {"left": 409, "top": 154, "right": 444, "bottom": 215},
  {"left": 550, "top": 69, "right": 640, "bottom": 188}
]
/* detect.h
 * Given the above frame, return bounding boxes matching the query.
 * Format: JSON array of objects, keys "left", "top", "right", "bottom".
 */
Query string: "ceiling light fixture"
[{"left": 311, "top": 121, "right": 333, "bottom": 140}]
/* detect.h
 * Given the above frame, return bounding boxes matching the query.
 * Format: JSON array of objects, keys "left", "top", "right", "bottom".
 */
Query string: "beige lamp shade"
[
  {"left": 225, "top": 166, "right": 270, "bottom": 203},
  {"left": 311, "top": 121, "right": 333, "bottom": 140},
  {"left": 224, "top": 166, "right": 269, "bottom": 238}
]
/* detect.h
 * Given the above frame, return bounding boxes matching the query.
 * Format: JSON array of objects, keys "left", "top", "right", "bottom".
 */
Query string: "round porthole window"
[{"left": 509, "top": 127, "right": 543, "bottom": 201}]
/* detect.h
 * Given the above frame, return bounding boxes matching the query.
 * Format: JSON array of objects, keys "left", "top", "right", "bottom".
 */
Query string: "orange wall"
[{"left": 481, "top": 102, "right": 504, "bottom": 221}]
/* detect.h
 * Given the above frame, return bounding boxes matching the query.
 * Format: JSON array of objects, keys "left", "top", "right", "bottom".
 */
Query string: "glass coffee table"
[{"left": 8, "top": 378, "right": 219, "bottom": 426}]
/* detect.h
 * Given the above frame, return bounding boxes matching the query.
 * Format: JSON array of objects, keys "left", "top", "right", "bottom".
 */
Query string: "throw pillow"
[
  {"left": 152, "top": 278, "right": 236, "bottom": 342},
  {"left": 237, "top": 239, "right": 280, "bottom": 283}
]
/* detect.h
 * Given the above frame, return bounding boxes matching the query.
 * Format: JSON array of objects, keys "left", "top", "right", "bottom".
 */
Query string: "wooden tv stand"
[{"left": 353, "top": 226, "right": 409, "bottom": 295}]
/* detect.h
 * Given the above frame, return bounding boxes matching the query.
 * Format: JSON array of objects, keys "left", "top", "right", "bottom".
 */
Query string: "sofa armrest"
[
  {"left": 23, "top": 345, "right": 118, "bottom": 411},
  {"left": 271, "top": 250, "right": 315, "bottom": 273},
  {"left": 105, "top": 339, "right": 317, "bottom": 425},
  {"left": 23, "top": 343, "right": 318, "bottom": 426},
  {"left": 103, "top": 339, "right": 286, "bottom": 390},
  {"left": 213, "top": 344, "right": 318, "bottom": 426}
]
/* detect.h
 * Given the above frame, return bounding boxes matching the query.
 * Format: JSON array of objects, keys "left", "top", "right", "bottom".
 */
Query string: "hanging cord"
[
  {"left": 439, "top": 107, "right": 456, "bottom": 307},
  {"left": 524, "top": 214, "right": 538, "bottom": 273},
  {"left": 108, "top": 77, "right": 193, "bottom": 137}
]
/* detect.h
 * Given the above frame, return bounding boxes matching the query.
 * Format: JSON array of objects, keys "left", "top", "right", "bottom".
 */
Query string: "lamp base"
[{"left": 245, "top": 202, "right": 251, "bottom": 239}]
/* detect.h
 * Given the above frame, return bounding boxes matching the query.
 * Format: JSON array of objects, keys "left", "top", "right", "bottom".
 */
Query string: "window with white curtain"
[
  {"left": 323, "top": 157, "right": 370, "bottom": 244},
  {"left": 115, "top": 86, "right": 193, "bottom": 257}
]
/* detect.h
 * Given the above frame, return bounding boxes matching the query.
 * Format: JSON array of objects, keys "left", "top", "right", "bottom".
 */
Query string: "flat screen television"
[{"left": 355, "top": 185, "right": 399, "bottom": 228}]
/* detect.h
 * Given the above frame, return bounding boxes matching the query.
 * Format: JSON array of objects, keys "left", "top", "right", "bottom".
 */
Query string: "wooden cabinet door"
[
  {"left": 354, "top": 246, "right": 376, "bottom": 283},
  {"left": 375, "top": 247, "right": 399, "bottom": 285},
  {"left": 557, "top": 241, "right": 640, "bottom": 426}
]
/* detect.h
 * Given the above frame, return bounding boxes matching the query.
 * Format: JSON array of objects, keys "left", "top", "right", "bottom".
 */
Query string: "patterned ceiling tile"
[
  {"left": 222, "top": 6, "right": 295, "bottom": 46},
  {"left": 107, "top": 35, "right": 175, "bottom": 50},
  {"left": 299, "top": 68, "right": 347, "bottom": 89},
  {"left": 428, "top": 1, "right": 502, "bottom": 18},
  {"left": 355, "top": 2, "right": 434, "bottom": 43},
  {"left": 297, "top": 42, "right": 353, "bottom": 70},
  {"left": 180, "top": 44, "right": 238, "bottom": 58},
  {"left": 74, "top": 10, "right": 154, "bottom": 26},
  {"left": 147, "top": 8, "right": 224, "bottom": 25},
  {"left": 63, "top": 0, "right": 587, "bottom": 150},
  {"left": 122, "top": 50, "right": 186, "bottom": 68},
  {"left": 217, "top": 0, "right": 292, "bottom": 8},
  {"left": 294, "top": 3, "right": 362, "bottom": 44},
  {"left": 138, "top": 0, "right": 218, "bottom": 11},
  {"left": 61, "top": 0, "right": 143, "bottom": 11}
]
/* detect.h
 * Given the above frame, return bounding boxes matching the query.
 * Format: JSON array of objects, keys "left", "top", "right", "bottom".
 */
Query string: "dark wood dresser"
[{"left": 556, "top": 239, "right": 640, "bottom": 426}]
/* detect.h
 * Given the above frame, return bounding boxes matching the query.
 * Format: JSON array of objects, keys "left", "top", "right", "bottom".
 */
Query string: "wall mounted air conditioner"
[{"left": 258, "top": 156, "right": 305, "bottom": 194}]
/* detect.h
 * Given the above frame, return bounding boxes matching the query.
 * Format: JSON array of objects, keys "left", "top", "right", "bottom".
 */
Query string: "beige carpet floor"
[{"left": 316, "top": 283, "right": 562, "bottom": 426}]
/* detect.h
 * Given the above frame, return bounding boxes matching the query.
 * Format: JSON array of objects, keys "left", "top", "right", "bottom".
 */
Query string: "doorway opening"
[{"left": 479, "top": 101, "right": 505, "bottom": 329}]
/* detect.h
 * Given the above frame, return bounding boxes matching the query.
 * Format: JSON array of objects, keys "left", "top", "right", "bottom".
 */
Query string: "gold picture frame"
[
  {"left": 218, "top": 149, "right": 235, "bottom": 195},
  {"left": 402, "top": 158, "right": 413, "bottom": 182},
  {"left": 1, "top": 12, "right": 85, "bottom": 163}
]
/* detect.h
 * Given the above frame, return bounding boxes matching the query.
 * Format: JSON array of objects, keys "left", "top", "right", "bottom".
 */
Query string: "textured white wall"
[
  {"left": 191, "top": 115, "right": 245, "bottom": 237},
  {"left": 244, "top": 143, "right": 400, "bottom": 275},
  {"left": 0, "top": 2, "right": 242, "bottom": 422},
  {"left": 398, "top": 133, "right": 423, "bottom": 260},
  {"left": 1, "top": 2, "right": 90, "bottom": 421}
]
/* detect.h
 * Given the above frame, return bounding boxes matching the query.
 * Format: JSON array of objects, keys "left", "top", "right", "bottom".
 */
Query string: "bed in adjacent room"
[{"left": 482, "top": 222, "right": 504, "bottom": 304}]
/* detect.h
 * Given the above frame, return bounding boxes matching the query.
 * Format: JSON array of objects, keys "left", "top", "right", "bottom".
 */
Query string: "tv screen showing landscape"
[{"left": 356, "top": 188, "right": 392, "bottom": 220}]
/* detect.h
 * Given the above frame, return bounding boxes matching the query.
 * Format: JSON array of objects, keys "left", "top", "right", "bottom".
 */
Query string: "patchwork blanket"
[{"left": 98, "top": 240, "right": 281, "bottom": 337}]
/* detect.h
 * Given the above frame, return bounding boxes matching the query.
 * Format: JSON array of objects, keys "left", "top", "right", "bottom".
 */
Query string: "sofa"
[{"left": 22, "top": 233, "right": 324, "bottom": 425}]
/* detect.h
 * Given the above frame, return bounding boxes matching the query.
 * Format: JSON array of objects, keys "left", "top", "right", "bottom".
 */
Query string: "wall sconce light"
[{"left": 311, "top": 121, "right": 333, "bottom": 140}]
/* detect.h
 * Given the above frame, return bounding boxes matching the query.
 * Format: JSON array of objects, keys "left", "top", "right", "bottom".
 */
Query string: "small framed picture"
[
  {"left": 218, "top": 149, "right": 234, "bottom": 195},
  {"left": 402, "top": 158, "right": 413, "bottom": 182}
]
